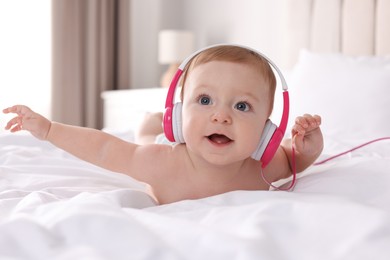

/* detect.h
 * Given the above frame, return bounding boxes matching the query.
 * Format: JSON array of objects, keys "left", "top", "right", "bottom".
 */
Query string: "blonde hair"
[{"left": 180, "top": 45, "right": 277, "bottom": 115}]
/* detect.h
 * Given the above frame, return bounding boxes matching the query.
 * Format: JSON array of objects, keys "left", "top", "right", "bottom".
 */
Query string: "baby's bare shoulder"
[{"left": 128, "top": 143, "right": 187, "bottom": 180}]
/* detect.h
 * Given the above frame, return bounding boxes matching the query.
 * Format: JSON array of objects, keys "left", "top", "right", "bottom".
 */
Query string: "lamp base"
[{"left": 160, "top": 63, "right": 179, "bottom": 88}]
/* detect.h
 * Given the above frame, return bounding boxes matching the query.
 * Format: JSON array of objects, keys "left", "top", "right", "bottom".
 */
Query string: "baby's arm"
[
  {"left": 265, "top": 114, "right": 323, "bottom": 181},
  {"left": 3, "top": 105, "right": 139, "bottom": 174},
  {"left": 282, "top": 114, "right": 323, "bottom": 172},
  {"left": 135, "top": 112, "right": 163, "bottom": 145}
]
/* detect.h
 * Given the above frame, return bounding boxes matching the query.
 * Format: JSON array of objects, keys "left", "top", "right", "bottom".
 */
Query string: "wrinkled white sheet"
[{"left": 1, "top": 133, "right": 390, "bottom": 260}]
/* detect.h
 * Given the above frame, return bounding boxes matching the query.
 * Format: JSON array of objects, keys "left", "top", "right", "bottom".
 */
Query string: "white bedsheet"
[{"left": 1, "top": 133, "right": 390, "bottom": 260}]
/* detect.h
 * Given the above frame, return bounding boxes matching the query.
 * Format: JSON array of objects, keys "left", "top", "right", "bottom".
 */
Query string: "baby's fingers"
[
  {"left": 307, "top": 114, "right": 321, "bottom": 126},
  {"left": 3, "top": 105, "right": 30, "bottom": 116},
  {"left": 3, "top": 106, "right": 18, "bottom": 114},
  {"left": 292, "top": 123, "right": 306, "bottom": 136},
  {"left": 294, "top": 114, "right": 321, "bottom": 133},
  {"left": 5, "top": 116, "right": 23, "bottom": 132},
  {"left": 296, "top": 114, "right": 320, "bottom": 127}
]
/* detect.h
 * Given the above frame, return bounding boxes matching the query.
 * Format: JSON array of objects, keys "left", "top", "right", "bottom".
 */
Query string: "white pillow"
[{"left": 287, "top": 50, "right": 390, "bottom": 142}]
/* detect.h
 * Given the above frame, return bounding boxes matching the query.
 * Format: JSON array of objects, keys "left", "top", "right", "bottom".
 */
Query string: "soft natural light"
[{"left": 0, "top": 1, "right": 51, "bottom": 133}]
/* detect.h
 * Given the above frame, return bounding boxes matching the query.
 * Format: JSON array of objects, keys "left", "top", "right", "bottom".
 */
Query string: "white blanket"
[{"left": 1, "top": 133, "right": 390, "bottom": 260}]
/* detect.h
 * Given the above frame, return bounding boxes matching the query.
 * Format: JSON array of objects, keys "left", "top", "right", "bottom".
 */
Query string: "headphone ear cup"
[
  {"left": 171, "top": 102, "right": 185, "bottom": 143},
  {"left": 163, "top": 102, "right": 184, "bottom": 143},
  {"left": 260, "top": 127, "right": 284, "bottom": 168},
  {"left": 163, "top": 106, "right": 174, "bottom": 142},
  {"left": 251, "top": 119, "right": 285, "bottom": 168},
  {"left": 251, "top": 119, "right": 277, "bottom": 161}
]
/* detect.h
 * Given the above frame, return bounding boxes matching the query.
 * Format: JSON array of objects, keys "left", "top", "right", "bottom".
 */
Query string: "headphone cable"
[
  {"left": 260, "top": 136, "right": 390, "bottom": 191},
  {"left": 313, "top": 137, "right": 390, "bottom": 165}
]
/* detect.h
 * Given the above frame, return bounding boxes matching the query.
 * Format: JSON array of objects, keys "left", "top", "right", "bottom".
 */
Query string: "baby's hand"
[
  {"left": 3, "top": 105, "right": 51, "bottom": 140},
  {"left": 291, "top": 114, "right": 323, "bottom": 156}
]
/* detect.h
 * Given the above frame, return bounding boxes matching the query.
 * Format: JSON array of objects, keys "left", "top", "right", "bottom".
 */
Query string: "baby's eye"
[
  {"left": 198, "top": 95, "right": 212, "bottom": 105},
  {"left": 235, "top": 102, "right": 251, "bottom": 112}
]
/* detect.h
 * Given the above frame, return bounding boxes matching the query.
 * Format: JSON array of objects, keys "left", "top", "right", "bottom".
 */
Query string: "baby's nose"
[{"left": 211, "top": 110, "right": 232, "bottom": 124}]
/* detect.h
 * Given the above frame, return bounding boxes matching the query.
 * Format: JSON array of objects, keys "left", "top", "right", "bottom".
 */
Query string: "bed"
[{"left": 1, "top": 1, "right": 390, "bottom": 259}]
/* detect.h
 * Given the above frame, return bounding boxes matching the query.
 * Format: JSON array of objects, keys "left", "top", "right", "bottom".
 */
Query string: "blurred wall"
[{"left": 130, "top": 0, "right": 286, "bottom": 88}]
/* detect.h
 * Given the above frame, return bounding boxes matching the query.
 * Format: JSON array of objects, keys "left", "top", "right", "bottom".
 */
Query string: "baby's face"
[{"left": 181, "top": 60, "right": 271, "bottom": 165}]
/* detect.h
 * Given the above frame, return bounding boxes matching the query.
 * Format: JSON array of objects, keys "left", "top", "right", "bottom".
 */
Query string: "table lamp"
[{"left": 158, "top": 30, "right": 194, "bottom": 88}]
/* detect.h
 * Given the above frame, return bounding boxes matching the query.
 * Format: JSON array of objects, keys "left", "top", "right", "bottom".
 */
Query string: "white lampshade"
[{"left": 158, "top": 30, "right": 195, "bottom": 64}]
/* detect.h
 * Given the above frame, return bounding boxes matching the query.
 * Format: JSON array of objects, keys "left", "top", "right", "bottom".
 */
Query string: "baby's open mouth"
[{"left": 207, "top": 134, "right": 233, "bottom": 145}]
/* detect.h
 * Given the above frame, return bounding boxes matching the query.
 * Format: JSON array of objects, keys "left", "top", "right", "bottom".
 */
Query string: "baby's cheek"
[
  {"left": 243, "top": 129, "right": 263, "bottom": 153},
  {"left": 181, "top": 115, "right": 200, "bottom": 141}
]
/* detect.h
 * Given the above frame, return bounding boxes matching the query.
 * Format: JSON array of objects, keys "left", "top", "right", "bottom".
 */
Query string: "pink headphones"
[{"left": 163, "top": 44, "right": 289, "bottom": 168}]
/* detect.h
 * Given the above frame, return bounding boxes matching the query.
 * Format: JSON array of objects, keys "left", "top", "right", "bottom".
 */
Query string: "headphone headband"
[{"left": 178, "top": 44, "right": 288, "bottom": 89}]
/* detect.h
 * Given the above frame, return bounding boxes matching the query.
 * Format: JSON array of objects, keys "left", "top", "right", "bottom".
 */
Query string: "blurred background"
[
  {"left": 0, "top": 0, "right": 295, "bottom": 131},
  {"left": 0, "top": 1, "right": 51, "bottom": 131}
]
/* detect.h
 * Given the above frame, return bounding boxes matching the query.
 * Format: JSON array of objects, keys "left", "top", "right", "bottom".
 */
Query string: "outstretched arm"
[{"left": 3, "top": 105, "right": 138, "bottom": 174}]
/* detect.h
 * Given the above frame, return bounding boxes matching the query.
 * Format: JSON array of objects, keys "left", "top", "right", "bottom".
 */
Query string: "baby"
[{"left": 3, "top": 45, "right": 323, "bottom": 205}]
